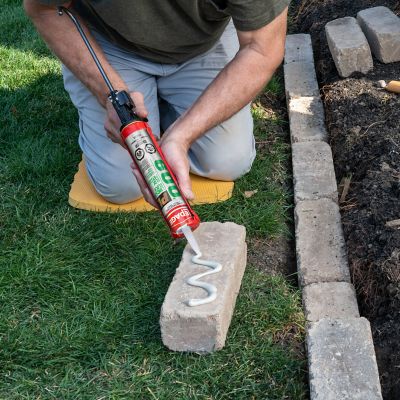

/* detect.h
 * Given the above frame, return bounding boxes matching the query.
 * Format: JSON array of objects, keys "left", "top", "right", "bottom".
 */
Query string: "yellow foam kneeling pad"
[{"left": 69, "top": 160, "right": 234, "bottom": 212}]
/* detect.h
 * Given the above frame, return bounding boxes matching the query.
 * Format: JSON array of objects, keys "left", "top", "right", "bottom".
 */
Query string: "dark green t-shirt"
[{"left": 40, "top": 0, "right": 290, "bottom": 63}]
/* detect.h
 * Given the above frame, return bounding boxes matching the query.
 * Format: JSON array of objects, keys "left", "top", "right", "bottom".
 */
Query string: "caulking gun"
[{"left": 58, "top": 7, "right": 200, "bottom": 240}]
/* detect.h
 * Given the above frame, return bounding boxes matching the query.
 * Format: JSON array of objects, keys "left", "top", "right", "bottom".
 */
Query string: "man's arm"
[
  {"left": 23, "top": 0, "right": 147, "bottom": 139},
  {"left": 158, "top": 7, "right": 288, "bottom": 199}
]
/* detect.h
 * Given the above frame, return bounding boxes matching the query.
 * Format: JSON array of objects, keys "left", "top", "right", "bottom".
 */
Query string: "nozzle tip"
[{"left": 180, "top": 225, "right": 201, "bottom": 256}]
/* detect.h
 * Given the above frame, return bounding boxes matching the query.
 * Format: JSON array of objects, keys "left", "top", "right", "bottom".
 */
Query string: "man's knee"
[
  {"left": 86, "top": 165, "right": 142, "bottom": 204},
  {"left": 190, "top": 137, "right": 256, "bottom": 181},
  {"left": 201, "top": 148, "right": 256, "bottom": 181},
  {"left": 95, "top": 178, "right": 142, "bottom": 205},
  {"left": 189, "top": 107, "right": 256, "bottom": 181}
]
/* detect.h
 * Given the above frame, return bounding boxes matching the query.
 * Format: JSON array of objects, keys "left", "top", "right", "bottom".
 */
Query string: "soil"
[
  {"left": 291, "top": 1, "right": 400, "bottom": 398},
  {"left": 248, "top": 235, "right": 297, "bottom": 278}
]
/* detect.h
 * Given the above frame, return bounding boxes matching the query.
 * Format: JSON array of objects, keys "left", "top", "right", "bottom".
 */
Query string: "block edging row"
[{"left": 284, "top": 33, "right": 383, "bottom": 399}]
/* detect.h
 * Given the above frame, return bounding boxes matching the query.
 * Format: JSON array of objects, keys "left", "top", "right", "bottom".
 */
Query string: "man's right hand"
[{"left": 104, "top": 91, "right": 148, "bottom": 146}]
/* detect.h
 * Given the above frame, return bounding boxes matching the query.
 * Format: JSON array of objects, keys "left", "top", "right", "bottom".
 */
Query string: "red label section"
[{"left": 166, "top": 205, "right": 195, "bottom": 233}]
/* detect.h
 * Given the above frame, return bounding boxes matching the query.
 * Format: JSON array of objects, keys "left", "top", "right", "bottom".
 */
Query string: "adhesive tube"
[
  {"left": 121, "top": 122, "right": 200, "bottom": 238},
  {"left": 386, "top": 81, "right": 400, "bottom": 94},
  {"left": 378, "top": 80, "right": 400, "bottom": 94}
]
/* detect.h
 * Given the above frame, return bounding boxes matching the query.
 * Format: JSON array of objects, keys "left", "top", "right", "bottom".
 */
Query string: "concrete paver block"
[
  {"left": 160, "top": 222, "right": 247, "bottom": 353},
  {"left": 308, "top": 318, "right": 382, "bottom": 400},
  {"left": 284, "top": 62, "right": 320, "bottom": 98},
  {"left": 325, "top": 17, "right": 373, "bottom": 77},
  {"left": 303, "top": 282, "right": 359, "bottom": 322},
  {"left": 295, "top": 199, "right": 350, "bottom": 286},
  {"left": 288, "top": 96, "right": 327, "bottom": 143},
  {"left": 285, "top": 34, "right": 314, "bottom": 64},
  {"left": 357, "top": 6, "right": 400, "bottom": 63},
  {"left": 292, "top": 142, "right": 338, "bottom": 203}
]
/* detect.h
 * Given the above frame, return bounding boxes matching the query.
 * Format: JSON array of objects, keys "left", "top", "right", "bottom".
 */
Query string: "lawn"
[{"left": 0, "top": 2, "right": 306, "bottom": 399}]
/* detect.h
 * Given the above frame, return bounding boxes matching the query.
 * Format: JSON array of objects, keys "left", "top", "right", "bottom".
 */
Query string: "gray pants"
[{"left": 63, "top": 22, "right": 256, "bottom": 204}]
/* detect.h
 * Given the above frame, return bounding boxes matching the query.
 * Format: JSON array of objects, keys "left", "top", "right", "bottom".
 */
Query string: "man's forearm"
[
  {"left": 171, "top": 47, "right": 283, "bottom": 146},
  {"left": 24, "top": 0, "right": 126, "bottom": 107},
  {"left": 167, "top": 8, "right": 288, "bottom": 148}
]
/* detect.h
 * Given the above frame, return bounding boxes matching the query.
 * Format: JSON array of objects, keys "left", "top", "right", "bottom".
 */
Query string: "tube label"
[{"left": 124, "top": 128, "right": 194, "bottom": 231}]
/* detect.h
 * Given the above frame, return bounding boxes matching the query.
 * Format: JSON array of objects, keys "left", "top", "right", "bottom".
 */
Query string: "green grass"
[{"left": 0, "top": 2, "right": 306, "bottom": 399}]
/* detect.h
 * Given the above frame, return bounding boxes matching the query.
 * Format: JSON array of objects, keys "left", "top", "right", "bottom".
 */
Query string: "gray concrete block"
[
  {"left": 295, "top": 199, "right": 350, "bottom": 286},
  {"left": 325, "top": 17, "right": 373, "bottom": 77},
  {"left": 284, "top": 62, "right": 320, "bottom": 98},
  {"left": 303, "top": 282, "right": 359, "bottom": 322},
  {"left": 308, "top": 318, "right": 382, "bottom": 400},
  {"left": 292, "top": 142, "right": 338, "bottom": 203},
  {"left": 285, "top": 34, "right": 314, "bottom": 64},
  {"left": 357, "top": 6, "right": 400, "bottom": 63},
  {"left": 288, "top": 96, "right": 327, "bottom": 143},
  {"left": 160, "top": 222, "right": 247, "bottom": 353}
]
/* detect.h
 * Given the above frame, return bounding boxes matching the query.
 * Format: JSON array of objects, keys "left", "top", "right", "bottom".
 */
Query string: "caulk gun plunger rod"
[{"left": 57, "top": 6, "right": 114, "bottom": 94}]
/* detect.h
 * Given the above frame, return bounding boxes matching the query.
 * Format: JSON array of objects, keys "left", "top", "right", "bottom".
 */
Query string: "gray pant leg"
[
  {"left": 63, "top": 22, "right": 255, "bottom": 205},
  {"left": 158, "top": 21, "right": 256, "bottom": 181},
  {"left": 188, "top": 107, "right": 255, "bottom": 181},
  {"left": 62, "top": 34, "right": 161, "bottom": 204}
]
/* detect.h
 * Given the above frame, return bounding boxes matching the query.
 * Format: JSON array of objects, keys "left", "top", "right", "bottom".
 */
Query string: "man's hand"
[
  {"left": 130, "top": 163, "right": 159, "bottom": 208},
  {"left": 104, "top": 91, "right": 148, "bottom": 146},
  {"left": 159, "top": 130, "right": 194, "bottom": 201}
]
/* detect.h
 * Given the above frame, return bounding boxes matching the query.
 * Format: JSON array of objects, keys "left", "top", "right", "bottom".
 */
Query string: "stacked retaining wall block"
[
  {"left": 357, "top": 6, "right": 400, "bottom": 64},
  {"left": 326, "top": 7, "right": 400, "bottom": 77},
  {"left": 284, "top": 34, "right": 382, "bottom": 399},
  {"left": 325, "top": 17, "right": 373, "bottom": 77}
]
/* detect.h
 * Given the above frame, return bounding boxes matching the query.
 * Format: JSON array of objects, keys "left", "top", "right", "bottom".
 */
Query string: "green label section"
[
  {"left": 143, "top": 162, "right": 165, "bottom": 198},
  {"left": 154, "top": 160, "right": 180, "bottom": 199}
]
